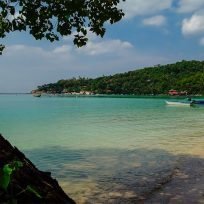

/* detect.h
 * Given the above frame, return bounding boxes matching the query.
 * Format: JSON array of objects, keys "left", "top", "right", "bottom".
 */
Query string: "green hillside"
[{"left": 36, "top": 60, "right": 204, "bottom": 95}]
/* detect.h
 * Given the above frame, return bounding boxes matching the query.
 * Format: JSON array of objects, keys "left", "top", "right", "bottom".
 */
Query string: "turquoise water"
[{"left": 0, "top": 95, "right": 204, "bottom": 203}]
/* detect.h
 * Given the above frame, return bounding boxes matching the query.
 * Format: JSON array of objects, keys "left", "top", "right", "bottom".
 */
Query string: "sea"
[{"left": 0, "top": 94, "right": 204, "bottom": 203}]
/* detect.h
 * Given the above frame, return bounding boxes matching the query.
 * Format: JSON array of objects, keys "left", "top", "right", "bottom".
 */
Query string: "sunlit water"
[{"left": 0, "top": 95, "right": 204, "bottom": 203}]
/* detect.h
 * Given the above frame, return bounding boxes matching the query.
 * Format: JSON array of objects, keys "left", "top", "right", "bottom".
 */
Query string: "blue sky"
[{"left": 1, "top": 0, "right": 204, "bottom": 93}]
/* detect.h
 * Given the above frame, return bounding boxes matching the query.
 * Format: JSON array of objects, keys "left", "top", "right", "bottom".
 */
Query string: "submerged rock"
[{"left": 0, "top": 134, "right": 75, "bottom": 203}]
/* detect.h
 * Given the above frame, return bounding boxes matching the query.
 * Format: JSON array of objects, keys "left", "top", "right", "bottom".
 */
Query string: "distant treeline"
[{"left": 36, "top": 60, "right": 204, "bottom": 95}]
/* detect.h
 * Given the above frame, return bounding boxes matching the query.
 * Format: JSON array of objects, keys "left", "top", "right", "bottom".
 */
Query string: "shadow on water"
[{"left": 24, "top": 147, "right": 204, "bottom": 204}]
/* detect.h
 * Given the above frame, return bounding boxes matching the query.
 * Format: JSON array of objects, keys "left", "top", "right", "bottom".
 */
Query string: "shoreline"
[
  {"left": 59, "top": 153, "right": 204, "bottom": 204},
  {"left": 1, "top": 93, "right": 204, "bottom": 99},
  {"left": 40, "top": 93, "right": 204, "bottom": 99}
]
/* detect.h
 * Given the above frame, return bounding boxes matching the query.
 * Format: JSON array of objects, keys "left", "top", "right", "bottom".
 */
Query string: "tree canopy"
[
  {"left": 0, "top": 0, "right": 125, "bottom": 54},
  {"left": 36, "top": 60, "right": 204, "bottom": 95}
]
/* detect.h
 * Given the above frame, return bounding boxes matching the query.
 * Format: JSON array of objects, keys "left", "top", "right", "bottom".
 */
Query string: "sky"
[{"left": 1, "top": 0, "right": 204, "bottom": 93}]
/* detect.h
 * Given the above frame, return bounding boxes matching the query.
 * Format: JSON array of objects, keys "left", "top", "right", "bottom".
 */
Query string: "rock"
[{"left": 0, "top": 134, "right": 76, "bottom": 204}]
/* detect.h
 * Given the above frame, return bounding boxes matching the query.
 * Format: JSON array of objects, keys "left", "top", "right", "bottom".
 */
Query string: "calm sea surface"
[{"left": 0, "top": 95, "right": 204, "bottom": 203}]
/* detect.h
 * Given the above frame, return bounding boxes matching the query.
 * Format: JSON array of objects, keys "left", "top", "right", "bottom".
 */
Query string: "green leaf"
[
  {"left": 12, "top": 161, "right": 23, "bottom": 170},
  {"left": 9, "top": 6, "right": 15, "bottom": 16},
  {"left": 0, "top": 161, "right": 23, "bottom": 190},
  {"left": 26, "top": 185, "right": 42, "bottom": 199},
  {"left": 0, "top": 44, "right": 5, "bottom": 55},
  {"left": 0, "top": 164, "right": 14, "bottom": 190},
  {"left": 0, "top": 0, "right": 124, "bottom": 53}
]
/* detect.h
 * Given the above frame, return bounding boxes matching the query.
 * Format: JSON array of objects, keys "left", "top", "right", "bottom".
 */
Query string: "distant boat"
[
  {"left": 165, "top": 101, "right": 191, "bottom": 106},
  {"left": 32, "top": 93, "right": 41, "bottom": 97},
  {"left": 191, "top": 100, "right": 204, "bottom": 105}
]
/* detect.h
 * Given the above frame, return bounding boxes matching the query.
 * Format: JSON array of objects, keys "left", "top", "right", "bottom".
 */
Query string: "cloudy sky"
[{"left": 1, "top": 0, "right": 204, "bottom": 93}]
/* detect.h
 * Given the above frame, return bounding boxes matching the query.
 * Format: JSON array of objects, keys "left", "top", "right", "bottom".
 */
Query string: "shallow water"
[{"left": 0, "top": 95, "right": 203, "bottom": 203}]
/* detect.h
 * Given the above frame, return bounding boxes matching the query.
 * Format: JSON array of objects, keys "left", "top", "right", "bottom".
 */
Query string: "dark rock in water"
[{"left": 0, "top": 134, "right": 76, "bottom": 204}]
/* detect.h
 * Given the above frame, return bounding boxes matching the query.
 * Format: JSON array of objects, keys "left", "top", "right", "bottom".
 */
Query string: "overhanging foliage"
[{"left": 0, "top": 0, "right": 125, "bottom": 54}]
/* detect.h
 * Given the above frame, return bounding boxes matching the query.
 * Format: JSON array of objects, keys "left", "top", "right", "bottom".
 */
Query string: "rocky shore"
[{"left": 0, "top": 134, "right": 75, "bottom": 204}]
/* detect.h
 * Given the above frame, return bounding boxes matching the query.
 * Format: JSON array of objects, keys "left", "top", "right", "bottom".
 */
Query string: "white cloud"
[
  {"left": 177, "top": 0, "right": 204, "bottom": 13},
  {"left": 5, "top": 45, "right": 52, "bottom": 60},
  {"left": 63, "top": 30, "right": 133, "bottom": 56},
  {"left": 182, "top": 13, "right": 204, "bottom": 35},
  {"left": 1, "top": 39, "right": 174, "bottom": 93},
  {"left": 0, "top": 37, "right": 134, "bottom": 92},
  {"left": 60, "top": 34, "right": 133, "bottom": 56},
  {"left": 143, "top": 15, "right": 166, "bottom": 27},
  {"left": 5, "top": 44, "right": 76, "bottom": 62},
  {"left": 7, "top": 44, "right": 26, "bottom": 51},
  {"left": 53, "top": 45, "right": 72, "bottom": 54},
  {"left": 120, "top": 0, "right": 172, "bottom": 19},
  {"left": 199, "top": 37, "right": 204, "bottom": 45},
  {"left": 6, "top": 38, "right": 133, "bottom": 58},
  {"left": 77, "top": 39, "right": 133, "bottom": 56}
]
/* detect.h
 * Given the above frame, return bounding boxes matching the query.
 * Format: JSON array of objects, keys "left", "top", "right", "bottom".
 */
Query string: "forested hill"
[{"left": 36, "top": 60, "right": 204, "bottom": 95}]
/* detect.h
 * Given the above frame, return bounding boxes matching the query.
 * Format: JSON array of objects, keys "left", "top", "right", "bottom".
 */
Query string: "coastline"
[
  {"left": 37, "top": 93, "right": 204, "bottom": 99},
  {"left": 1, "top": 92, "right": 204, "bottom": 100}
]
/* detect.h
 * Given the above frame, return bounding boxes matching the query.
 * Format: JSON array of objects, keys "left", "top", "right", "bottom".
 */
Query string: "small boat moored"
[
  {"left": 165, "top": 100, "right": 191, "bottom": 106},
  {"left": 32, "top": 93, "right": 41, "bottom": 97},
  {"left": 191, "top": 100, "right": 204, "bottom": 105}
]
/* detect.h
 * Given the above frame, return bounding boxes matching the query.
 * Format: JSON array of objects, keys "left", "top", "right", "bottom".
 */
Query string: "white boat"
[
  {"left": 165, "top": 101, "right": 191, "bottom": 106},
  {"left": 32, "top": 93, "right": 41, "bottom": 97}
]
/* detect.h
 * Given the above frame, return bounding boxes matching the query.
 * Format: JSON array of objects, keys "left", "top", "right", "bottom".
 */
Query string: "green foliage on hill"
[{"left": 36, "top": 60, "right": 204, "bottom": 95}]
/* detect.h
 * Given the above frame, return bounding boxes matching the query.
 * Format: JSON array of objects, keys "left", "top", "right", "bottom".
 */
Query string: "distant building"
[
  {"left": 179, "top": 91, "right": 188, "bottom": 96},
  {"left": 168, "top": 89, "right": 187, "bottom": 96},
  {"left": 168, "top": 89, "right": 179, "bottom": 96},
  {"left": 62, "top": 89, "right": 68, "bottom": 93},
  {"left": 84, "top": 91, "right": 92, "bottom": 95}
]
